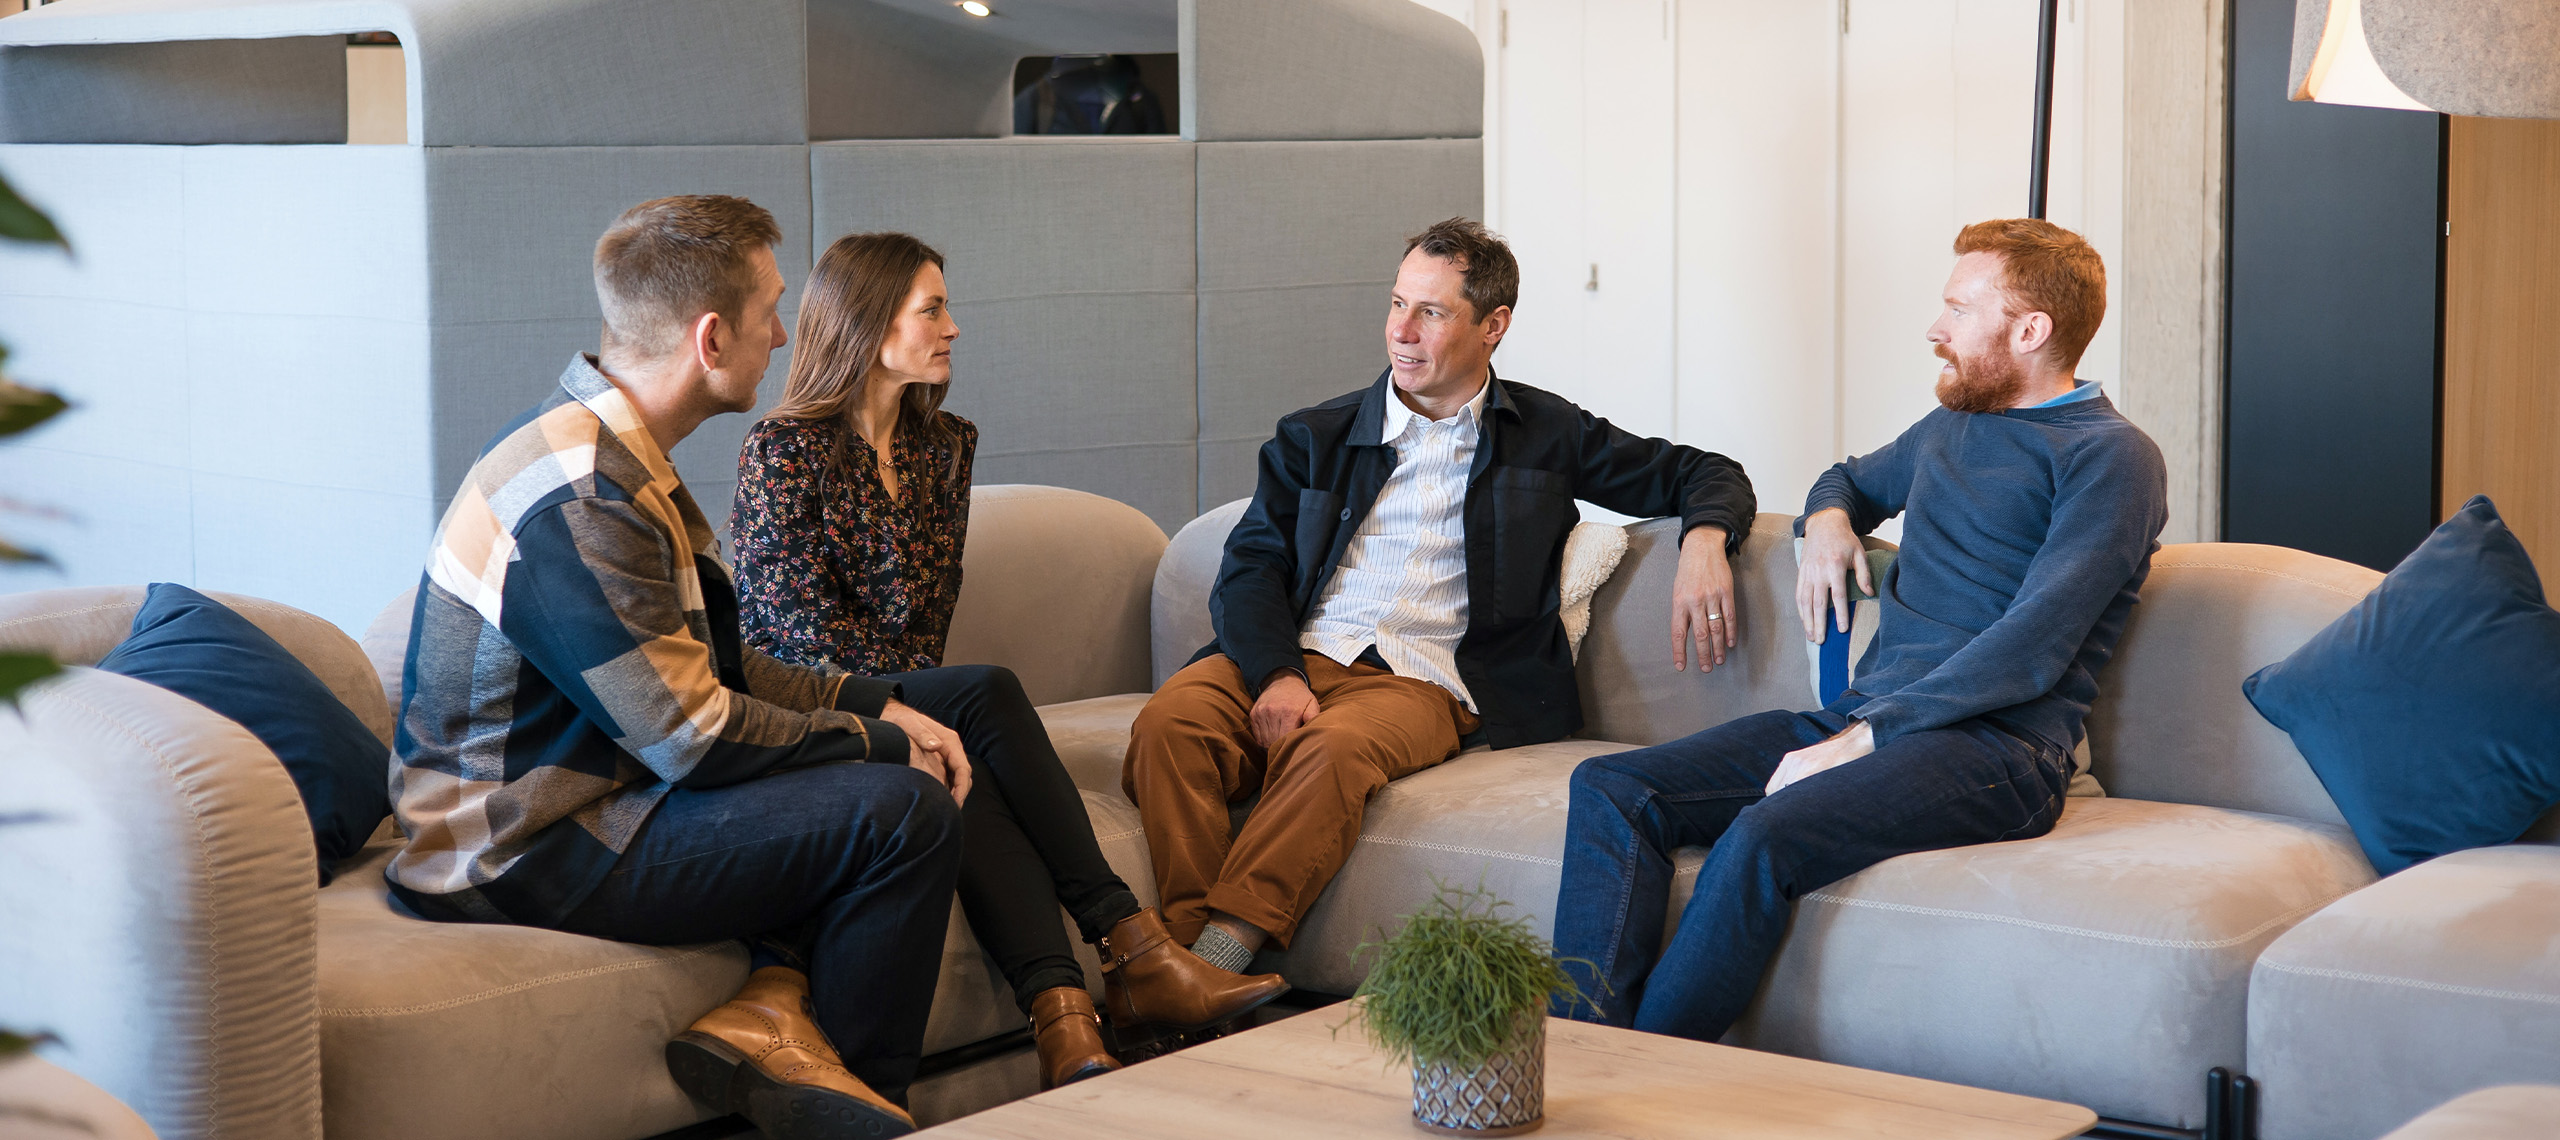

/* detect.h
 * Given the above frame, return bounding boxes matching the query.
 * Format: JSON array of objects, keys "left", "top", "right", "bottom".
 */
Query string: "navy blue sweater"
[{"left": 1798, "top": 393, "right": 2168, "bottom": 751}]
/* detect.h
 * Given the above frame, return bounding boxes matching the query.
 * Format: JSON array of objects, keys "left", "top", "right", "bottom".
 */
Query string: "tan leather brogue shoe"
[
  {"left": 666, "top": 966, "right": 915, "bottom": 1140},
  {"left": 1098, "top": 908, "right": 1290, "bottom": 1033},
  {"left": 1030, "top": 986, "right": 1120, "bottom": 1089}
]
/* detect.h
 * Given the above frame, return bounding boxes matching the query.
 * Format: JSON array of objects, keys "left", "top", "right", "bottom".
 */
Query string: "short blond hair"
[{"left": 594, "top": 195, "right": 782, "bottom": 359}]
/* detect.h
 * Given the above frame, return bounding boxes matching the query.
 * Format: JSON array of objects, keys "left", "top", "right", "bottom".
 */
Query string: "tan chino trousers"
[{"left": 1121, "top": 651, "right": 1478, "bottom": 947}]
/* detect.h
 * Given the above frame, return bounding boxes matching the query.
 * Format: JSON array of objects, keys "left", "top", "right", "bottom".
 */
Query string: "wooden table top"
[{"left": 916, "top": 1006, "right": 2096, "bottom": 1139}]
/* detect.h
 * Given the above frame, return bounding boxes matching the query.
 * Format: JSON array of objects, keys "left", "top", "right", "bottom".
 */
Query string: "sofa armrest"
[{"left": 0, "top": 668, "right": 322, "bottom": 1140}]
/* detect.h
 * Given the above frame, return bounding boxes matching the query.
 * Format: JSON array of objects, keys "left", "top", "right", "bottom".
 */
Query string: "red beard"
[{"left": 1934, "top": 341, "right": 2027, "bottom": 414}]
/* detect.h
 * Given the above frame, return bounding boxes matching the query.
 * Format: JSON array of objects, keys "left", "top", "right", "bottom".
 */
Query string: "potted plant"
[{"left": 1352, "top": 884, "right": 1595, "bottom": 1136}]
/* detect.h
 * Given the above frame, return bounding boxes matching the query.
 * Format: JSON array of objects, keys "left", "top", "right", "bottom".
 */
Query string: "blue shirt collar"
[{"left": 2029, "top": 380, "right": 2102, "bottom": 408}]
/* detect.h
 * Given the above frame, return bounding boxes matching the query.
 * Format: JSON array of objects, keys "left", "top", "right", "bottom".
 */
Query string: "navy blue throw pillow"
[
  {"left": 97, "top": 584, "right": 391, "bottom": 882},
  {"left": 2243, "top": 496, "right": 2560, "bottom": 875}
]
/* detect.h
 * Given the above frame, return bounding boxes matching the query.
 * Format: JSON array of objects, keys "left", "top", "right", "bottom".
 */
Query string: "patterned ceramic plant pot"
[{"left": 1410, "top": 1016, "right": 1545, "bottom": 1135}]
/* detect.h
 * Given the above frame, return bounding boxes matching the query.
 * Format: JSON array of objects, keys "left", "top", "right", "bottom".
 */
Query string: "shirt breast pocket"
[
  {"left": 1295, "top": 488, "right": 1345, "bottom": 571},
  {"left": 1481, "top": 466, "right": 1574, "bottom": 619}
]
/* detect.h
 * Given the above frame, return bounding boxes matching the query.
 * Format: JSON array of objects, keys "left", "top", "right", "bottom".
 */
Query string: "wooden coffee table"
[{"left": 915, "top": 1005, "right": 2095, "bottom": 1138}]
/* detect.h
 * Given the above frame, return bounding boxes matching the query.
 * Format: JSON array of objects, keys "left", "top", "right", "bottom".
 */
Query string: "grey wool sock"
[{"left": 1190, "top": 924, "right": 1255, "bottom": 973}]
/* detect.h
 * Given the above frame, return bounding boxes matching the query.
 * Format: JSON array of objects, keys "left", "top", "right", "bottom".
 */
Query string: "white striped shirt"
[{"left": 1299, "top": 380, "right": 1490, "bottom": 711}]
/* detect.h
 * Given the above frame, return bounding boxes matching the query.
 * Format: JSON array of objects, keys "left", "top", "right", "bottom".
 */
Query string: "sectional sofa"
[{"left": 3, "top": 483, "right": 2555, "bottom": 1140}]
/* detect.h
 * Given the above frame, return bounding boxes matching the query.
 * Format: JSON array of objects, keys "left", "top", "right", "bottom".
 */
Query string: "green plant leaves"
[
  {"left": 0, "top": 378, "right": 69, "bottom": 439},
  {"left": 0, "top": 1029, "right": 60, "bottom": 1059},
  {"left": 0, "top": 651, "right": 63, "bottom": 707},
  {"left": 0, "top": 171, "right": 65, "bottom": 250},
  {"left": 1350, "top": 882, "right": 1598, "bottom": 1068}
]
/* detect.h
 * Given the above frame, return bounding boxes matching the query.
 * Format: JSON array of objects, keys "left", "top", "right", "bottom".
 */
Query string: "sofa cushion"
[
  {"left": 316, "top": 839, "right": 745, "bottom": 1140},
  {"left": 316, "top": 790, "right": 1157, "bottom": 1140},
  {"left": 2379, "top": 1086, "right": 2560, "bottom": 1140},
  {"left": 1255, "top": 740, "right": 1627, "bottom": 996},
  {"left": 2242, "top": 496, "right": 2560, "bottom": 875},
  {"left": 1716, "top": 796, "right": 2373, "bottom": 1130},
  {"left": 99, "top": 584, "right": 390, "bottom": 879},
  {"left": 1037, "top": 692, "right": 1154, "bottom": 797},
  {"left": 2249, "top": 844, "right": 2560, "bottom": 1140}
]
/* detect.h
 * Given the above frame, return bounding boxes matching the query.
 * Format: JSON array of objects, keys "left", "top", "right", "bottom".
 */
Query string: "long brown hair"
[{"left": 765, "top": 232, "right": 963, "bottom": 480}]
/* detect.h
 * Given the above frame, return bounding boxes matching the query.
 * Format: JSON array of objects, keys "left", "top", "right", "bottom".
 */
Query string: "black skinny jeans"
[{"left": 886, "top": 664, "right": 1144, "bottom": 1014}]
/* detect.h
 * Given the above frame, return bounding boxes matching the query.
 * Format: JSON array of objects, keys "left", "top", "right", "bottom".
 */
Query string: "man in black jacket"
[{"left": 1120, "top": 218, "right": 1757, "bottom": 973}]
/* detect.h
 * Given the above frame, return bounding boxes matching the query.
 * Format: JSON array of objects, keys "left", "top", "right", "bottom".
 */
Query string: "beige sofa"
[{"left": 5, "top": 484, "right": 2555, "bottom": 1140}]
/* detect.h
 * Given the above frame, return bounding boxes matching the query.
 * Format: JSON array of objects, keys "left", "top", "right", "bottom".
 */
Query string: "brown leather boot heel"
[
  {"left": 666, "top": 966, "right": 916, "bottom": 1139},
  {"left": 1098, "top": 908, "right": 1291, "bottom": 1033},
  {"left": 1030, "top": 987, "right": 1121, "bottom": 1089}
]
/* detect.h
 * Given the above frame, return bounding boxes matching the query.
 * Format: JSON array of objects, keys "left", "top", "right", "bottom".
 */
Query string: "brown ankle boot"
[
  {"left": 1030, "top": 987, "right": 1120, "bottom": 1089},
  {"left": 666, "top": 966, "right": 916, "bottom": 1139},
  {"left": 1098, "top": 908, "right": 1291, "bottom": 1032}
]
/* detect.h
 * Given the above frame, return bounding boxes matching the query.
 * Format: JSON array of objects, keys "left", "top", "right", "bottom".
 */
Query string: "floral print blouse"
[{"left": 730, "top": 412, "right": 978, "bottom": 677}]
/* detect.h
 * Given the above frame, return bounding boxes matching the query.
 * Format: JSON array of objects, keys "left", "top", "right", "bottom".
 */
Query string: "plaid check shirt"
[{"left": 387, "top": 355, "right": 905, "bottom": 922}]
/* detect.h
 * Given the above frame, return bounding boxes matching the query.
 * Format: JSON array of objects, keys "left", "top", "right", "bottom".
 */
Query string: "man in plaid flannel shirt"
[{"left": 389, "top": 196, "right": 963, "bottom": 1138}]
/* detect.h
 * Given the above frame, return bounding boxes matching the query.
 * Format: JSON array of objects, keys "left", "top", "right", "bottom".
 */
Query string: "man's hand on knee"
[
  {"left": 1765, "top": 719, "right": 1875, "bottom": 796},
  {"left": 879, "top": 699, "right": 973, "bottom": 806},
  {"left": 1249, "top": 671, "right": 1321, "bottom": 750},
  {"left": 1796, "top": 507, "right": 1872, "bottom": 644}
]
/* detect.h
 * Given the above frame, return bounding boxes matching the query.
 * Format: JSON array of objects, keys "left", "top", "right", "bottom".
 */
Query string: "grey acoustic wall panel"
[
  {"left": 0, "top": 36, "right": 347, "bottom": 144},
  {"left": 1194, "top": 137, "right": 1482, "bottom": 508},
  {"left": 422, "top": 145, "right": 814, "bottom": 524},
  {"left": 0, "top": 0, "right": 810, "bottom": 147},
  {"left": 812, "top": 139, "right": 1200, "bottom": 529},
  {"left": 1181, "top": 0, "right": 1481, "bottom": 142},
  {"left": 808, "top": 0, "right": 1019, "bottom": 141}
]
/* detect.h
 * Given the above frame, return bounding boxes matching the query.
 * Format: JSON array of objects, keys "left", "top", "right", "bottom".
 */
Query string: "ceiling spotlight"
[{"left": 958, "top": 1, "right": 992, "bottom": 15}]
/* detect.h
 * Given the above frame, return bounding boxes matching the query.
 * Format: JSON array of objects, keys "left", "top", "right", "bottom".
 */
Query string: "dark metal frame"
[
  {"left": 2029, "top": 0, "right": 2060, "bottom": 218},
  {"left": 2089, "top": 1068, "right": 2261, "bottom": 1140}
]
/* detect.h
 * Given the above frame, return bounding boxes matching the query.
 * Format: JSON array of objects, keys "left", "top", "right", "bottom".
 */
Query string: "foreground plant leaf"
[
  {"left": 0, "top": 535, "right": 50, "bottom": 565},
  {"left": 0, "top": 1029, "right": 60, "bottom": 1058},
  {"left": 0, "top": 379, "right": 68, "bottom": 438},
  {"left": 0, "top": 172, "right": 65, "bottom": 249},
  {"left": 0, "top": 651, "right": 62, "bottom": 707}
]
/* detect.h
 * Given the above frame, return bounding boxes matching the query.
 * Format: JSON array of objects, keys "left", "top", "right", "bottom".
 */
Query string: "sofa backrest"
[
  {"left": 0, "top": 584, "right": 394, "bottom": 748},
  {"left": 943, "top": 484, "right": 1167, "bottom": 707},
  {"left": 1151, "top": 497, "right": 1250, "bottom": 685},
  {"left": 1148, "top": 506, "right": 1826, "bottom": 742},
  {"left": 1575, "top": 513, "right": 1833, "bottom": 746},
  {"left": 2084, "top": 542, "right": 2377, "bottom": 825}
]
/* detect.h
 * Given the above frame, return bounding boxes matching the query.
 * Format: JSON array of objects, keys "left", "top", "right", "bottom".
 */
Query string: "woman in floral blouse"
[{"left": 730, "top": 233, "right": 1287, "bottom": 1088}]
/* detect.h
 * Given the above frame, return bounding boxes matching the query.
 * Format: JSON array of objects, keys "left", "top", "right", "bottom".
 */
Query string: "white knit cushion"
[{"left": 1559, "top": 521, "right": 1630, "bottom": 660}]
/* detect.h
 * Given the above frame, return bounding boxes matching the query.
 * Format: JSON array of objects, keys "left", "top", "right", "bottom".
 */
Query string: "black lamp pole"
[{"left": 2028, "top": 0, "right": 2060, "bottom": 219}]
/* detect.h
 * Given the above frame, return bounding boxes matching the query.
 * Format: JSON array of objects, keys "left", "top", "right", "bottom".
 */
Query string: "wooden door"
[{"left": 2442, "top": 116, "right": 2560, "bottom": 597}]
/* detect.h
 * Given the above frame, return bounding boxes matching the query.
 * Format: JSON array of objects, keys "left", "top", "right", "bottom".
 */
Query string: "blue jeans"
[
  {"left": 1549, "top": 708, "right": 2067, "bottom": 1042},
  {"left": 552, "top": 760, "right": 964, "bottom": 1105}
]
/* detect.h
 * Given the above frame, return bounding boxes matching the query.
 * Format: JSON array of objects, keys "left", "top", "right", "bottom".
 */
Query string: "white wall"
[
  {"left": 0, "top": 145, "right": 437, "bottom": 633},
  {"left": 1432, "top": 0, "right": 2135, "bottom": 532}
]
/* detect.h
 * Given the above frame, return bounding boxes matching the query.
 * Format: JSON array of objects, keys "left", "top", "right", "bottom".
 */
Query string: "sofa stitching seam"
[
  {"left": 2159, "top": 562, "right": 2368, "bottom": 599},
  {"left": 1355, "top": 834, "right": 1562, "bottom": 868},
  {"left": 2256, "top": 960, "right": 2560, "bottom": 1006},
  {"left": 1796, "top": 888, "right": 2352, "bottom": 950},
  {"left": 318, "top": 943, "right": 736, "bottom": 1018},
  {"left": 0, "top": 602, "right": 132, "bottom": 633}
]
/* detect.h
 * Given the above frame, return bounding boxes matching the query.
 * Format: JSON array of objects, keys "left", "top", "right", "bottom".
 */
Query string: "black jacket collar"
[{"left": 1351, "top": 366, "right": 1514, "bottom": 447}]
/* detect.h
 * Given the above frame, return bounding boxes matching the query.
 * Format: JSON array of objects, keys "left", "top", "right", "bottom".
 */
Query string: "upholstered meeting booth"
[{"left": 0, "top": 0, "right": 1482, "bottom": 633}]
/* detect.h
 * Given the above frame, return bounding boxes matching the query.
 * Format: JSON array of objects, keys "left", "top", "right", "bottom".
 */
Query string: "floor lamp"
[{"left": 2029, "top": 0, "right": 2059, "bottom": 219}]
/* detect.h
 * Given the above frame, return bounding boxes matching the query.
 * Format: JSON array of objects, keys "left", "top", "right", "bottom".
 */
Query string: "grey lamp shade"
[{"left": 2289, "top": 0, "right": 2560, "bottom": 119}]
